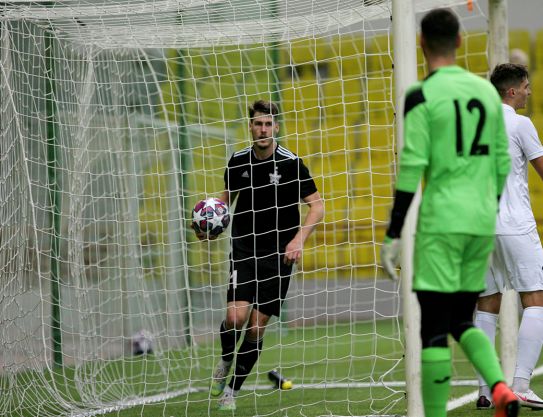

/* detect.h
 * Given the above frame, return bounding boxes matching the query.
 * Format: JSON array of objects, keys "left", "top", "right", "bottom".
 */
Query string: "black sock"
[
  {"left": 220, "top": 321, "right": 241, "bottom": 363},
  {"left": 229, "top": 337, "right": 263, "bottom": 391}
]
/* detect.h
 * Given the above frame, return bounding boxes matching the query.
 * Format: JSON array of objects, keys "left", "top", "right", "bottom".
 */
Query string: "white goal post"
[{"left": 0, "top": 1, "right": 512, "bottom": 417}]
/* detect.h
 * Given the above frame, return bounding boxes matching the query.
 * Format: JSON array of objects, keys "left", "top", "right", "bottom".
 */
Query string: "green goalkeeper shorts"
[{"left": 413, "top": 233, "right": 494, "bottom": 293}]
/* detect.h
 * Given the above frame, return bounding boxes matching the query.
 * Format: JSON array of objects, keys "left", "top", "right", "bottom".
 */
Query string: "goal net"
[{"left": 0, "top": 1, "right": 490, "bottom": 416}]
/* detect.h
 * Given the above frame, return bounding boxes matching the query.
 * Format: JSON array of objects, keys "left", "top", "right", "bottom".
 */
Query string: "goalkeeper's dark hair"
[
  {"left": 249, "top": 100, "right": 279, "bottom": 120},
  {"left": 490, "top": 63, "right": 529, "bottom": 98},
  {"left": 421, "top": 8, "right": 459, "bottom": 55}
]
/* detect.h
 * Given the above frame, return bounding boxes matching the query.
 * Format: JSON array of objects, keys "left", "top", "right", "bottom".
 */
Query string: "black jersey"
[{"left": 224, "top": 144, "right": 318, "bottom": 257}]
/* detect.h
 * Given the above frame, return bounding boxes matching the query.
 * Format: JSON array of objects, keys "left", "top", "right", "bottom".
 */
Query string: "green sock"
[
  {"left": 459, "top": 327, "right": 504, "bottom": 389},
  {"left": 421, "top": 347, "right": 451, "bottom": 417}
]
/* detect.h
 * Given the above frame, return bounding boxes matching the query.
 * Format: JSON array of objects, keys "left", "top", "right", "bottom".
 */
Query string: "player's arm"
[
  {"left": 219, "top": 190, "right": 236, "bottom": 206},
  {"left": 381, "top": 85, "right": 430, "bottom": 279},
  {"left": 518, "top": 117, "right": 543, "bottom": 181},
  {"left": 531, "top": 156, "right": 543, "bottom": 180},
  {"left": 387, "top": 85, "right": 430, "bottom": 237},
  {"left": 283, "top": 191, "right": 324, "bottom": 266}
]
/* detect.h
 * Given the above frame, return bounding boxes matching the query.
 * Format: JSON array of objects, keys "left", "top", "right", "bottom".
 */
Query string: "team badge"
[{"left": 269, "top": 166, "right": 281, "bottom": 184}]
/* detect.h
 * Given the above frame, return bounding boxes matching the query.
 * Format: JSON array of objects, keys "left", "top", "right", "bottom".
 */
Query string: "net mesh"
[{"left": 0, "top": 1, "right": 489, "bottom": 416}]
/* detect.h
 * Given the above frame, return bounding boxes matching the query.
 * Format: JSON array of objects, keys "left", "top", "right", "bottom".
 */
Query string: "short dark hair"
[
  {"left": 490, "top": 63, "right": 529, "bottom": 98},
  {"left": 421, "top": 8, "right": 459, "bottom": 54},
  {"left": 249, "top": 100, "right": 279, "bottom": 120}
]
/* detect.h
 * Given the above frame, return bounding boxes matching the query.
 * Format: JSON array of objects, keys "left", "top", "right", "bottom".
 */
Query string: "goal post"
[
  {"left": 391, "top": 1, "right": 422, "bottom": 416},
  {"left": 0, "top": 1, "right": 510, "bottom": 416},
  {"left": 488, "top": 0, "right": 518, "bottom": 386}
]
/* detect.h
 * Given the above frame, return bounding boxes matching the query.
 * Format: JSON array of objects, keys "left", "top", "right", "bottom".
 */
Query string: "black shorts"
[{"left": 227, "top": 252, "right": 293, "bottom": 317}]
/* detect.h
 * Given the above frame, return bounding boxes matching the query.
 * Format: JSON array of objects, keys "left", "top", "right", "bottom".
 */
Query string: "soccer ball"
[
  {"left": 131, "top": 330, "right": 154, "bottom": 355},
  {"left": 192, "top": 198, "right": 230, "bottom": 237}
]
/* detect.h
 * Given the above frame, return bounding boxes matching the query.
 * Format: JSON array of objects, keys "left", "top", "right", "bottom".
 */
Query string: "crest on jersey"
[{"left": 269, "top": 166, "right": 281, "bottom": 184}]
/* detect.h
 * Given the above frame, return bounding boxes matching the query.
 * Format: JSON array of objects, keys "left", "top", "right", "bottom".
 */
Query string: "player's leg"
[
  {"left": 475, "top": 258, "right": 503, "bottom": 409},
  {"left": 450, "top": 292, "right": 503, "bottom": 390},
  {"left": 226, "top": 254, "right": 292, "bottom": 392},
  {"left": 416, "top": 291, "right": 453, "bottom": 417},
  {"left": 413, "top": 233, "right": 468, "bottom": 417},
  {"left": 514, "top": 294, "right": 543, "bottom": 408},
  {"left": 457, "top": 235, "right": 518, "bottom": 417},
  {"left": 212, "top": 301, "right": 251, "bottom": 397},
  {"left": 212, "top": 256, "right": 255, "bottom": 398},
  {"left": 218, "top": 254, "right": 292, "bottom": 411},
  {"left": 474, "top": 293, "right": 501, "bottom": 408},
  {"left": 499, "top": 231, "right": 543, "bottom": 408},
  {"left": 218, "top": 307, "right": 271, "bottom": 411}
]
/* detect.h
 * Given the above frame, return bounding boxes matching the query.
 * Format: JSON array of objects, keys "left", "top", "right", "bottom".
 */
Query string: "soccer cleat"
[
  {"left": 492, "top": 382, "right": 520, "bottom": 417},
  {"left": 514, "top": 389, "right": 543, "bottom": 410},
  {"left": 217, "top": 390, "right": 236, "bottom": 411},
  {"left": 476, "top": 395, "right": 494, "bottom": 409},
  {"left": 210, "top": 359, "right": 232, "bottom": 397}
]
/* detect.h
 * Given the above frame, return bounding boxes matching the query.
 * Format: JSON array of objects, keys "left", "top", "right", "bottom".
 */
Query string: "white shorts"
[{"left": 481, "top": 230, "right": 543, "bottom": 297}]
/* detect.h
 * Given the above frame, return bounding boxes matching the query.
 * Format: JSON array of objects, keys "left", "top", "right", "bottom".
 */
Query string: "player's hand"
[
  {"left": 191, "top": 223, "right": 220, "bottom": 241},
  {"left": 284, "top": 236, "right": 303, "bottom": 266},
  {"left": 380, "top": 236, "right": 401, "bottom": 280},
  {"left": 191, "top": 223, "right": 207, "bottom": 241},
  {"left": 191, "top": 223, "right": 206, "bottom": 240}
]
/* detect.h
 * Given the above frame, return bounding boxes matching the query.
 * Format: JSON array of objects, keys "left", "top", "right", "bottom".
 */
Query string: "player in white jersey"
[{"left": 475, "top": 63, "right": 543, "bottom": 410}]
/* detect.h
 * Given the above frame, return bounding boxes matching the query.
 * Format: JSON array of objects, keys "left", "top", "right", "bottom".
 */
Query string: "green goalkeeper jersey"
[{"left": 396, "top": 65, "right": 511, "bottom": 235}]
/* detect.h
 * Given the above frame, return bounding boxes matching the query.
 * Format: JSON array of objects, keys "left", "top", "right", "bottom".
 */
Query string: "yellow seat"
[
  {"left": 322, "top": 162, "right": 349, "bottom": 194},
  {"left": 342, "top": 78, "right": 363, "bottom": 125},
  {"left": 321, "top": 124, "right": 347, "bottom": 155},
  {"left": 332, "top": 33, "right": 367, "bottom": 77},
  {"left": 365, "top": 76, "right": 394, "bottom": 125},
  {"left": 366, "top": 34, "right": 393, "bottom": 76},
  {"left": 457, "top": 31, "right": 488, "bottom": 75},
  {"left": 321, "top": 78, "right": 344, "bottom": 120}
]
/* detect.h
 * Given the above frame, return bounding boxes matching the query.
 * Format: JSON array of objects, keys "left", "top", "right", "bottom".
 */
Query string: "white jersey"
[{"left": 496, "top": 103, "right": 543, "bottom": 235}]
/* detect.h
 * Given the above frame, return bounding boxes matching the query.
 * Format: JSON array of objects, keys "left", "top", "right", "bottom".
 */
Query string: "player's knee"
[
  {"left": 450, "top": 321, "right": 474, "bottom": 342},
  {"left": 417, "top": 291, "right": 450, "bottom": 348},
  {"left": 244, "top": 323, "right": 266, "bottom": 341},
  {"left": 225, "top": 312, "right": 248, "bottom": 330},
  {"left": 520, "top": 290, "right": 543, "bottom": 308},
  {"left": 420, "top": 329, "right": 448, "bottom": 348},
  {"left": 450, "top": 293, "right": 479, "bottom": 341}
]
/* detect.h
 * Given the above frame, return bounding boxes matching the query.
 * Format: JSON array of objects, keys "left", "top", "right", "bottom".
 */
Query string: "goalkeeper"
[
  {"left": 380, "top": 8, "right": 517, "bottom": 417},
  {"left": 194, "top": 99, "right": 324, "bottom": 411}
]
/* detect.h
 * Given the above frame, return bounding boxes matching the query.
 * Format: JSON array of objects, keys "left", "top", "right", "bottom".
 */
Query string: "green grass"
[{"left": 6, "top": 319, "right": 542, "bottom": 417}]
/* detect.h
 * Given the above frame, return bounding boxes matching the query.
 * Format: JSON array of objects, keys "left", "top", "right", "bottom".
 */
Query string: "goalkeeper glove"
[{"left": 380, "top": 236, "right": 401, "bottom": 280}]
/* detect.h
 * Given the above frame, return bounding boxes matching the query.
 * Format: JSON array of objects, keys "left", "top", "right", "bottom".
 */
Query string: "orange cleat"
[{"left": 492, "top": 382, "right": 520, "bottom": 417}]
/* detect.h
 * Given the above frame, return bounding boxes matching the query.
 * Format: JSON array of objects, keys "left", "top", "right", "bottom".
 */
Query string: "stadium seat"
[
  {"left": 321, "top": 78, "right": 344, "bottom": 120},
  {"left": 332, "top": 33, "right": 367, "bottom": 77},
  {"left": 455, "top": 31, "right": 488, "bottom": 75},
  {"left": 366, "top": 34, "right": 393, "bottom": 76},
  {"left": 342, "top": 78, "right": 364, "bottom": 126}
]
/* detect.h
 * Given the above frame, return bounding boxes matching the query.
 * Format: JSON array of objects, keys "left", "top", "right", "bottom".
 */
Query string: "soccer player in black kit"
[{"left": 194, "top": 99, "right": 324, "bottom": 411}]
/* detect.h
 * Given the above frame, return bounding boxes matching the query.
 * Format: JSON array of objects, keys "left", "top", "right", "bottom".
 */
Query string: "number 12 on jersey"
[{"left": 454, "top": 98, "right": 489, "bottom": 157}]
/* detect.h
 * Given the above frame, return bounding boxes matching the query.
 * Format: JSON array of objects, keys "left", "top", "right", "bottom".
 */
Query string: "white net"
[{"left": 0, "top": 1, "right": 490, "bottom": 416}]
